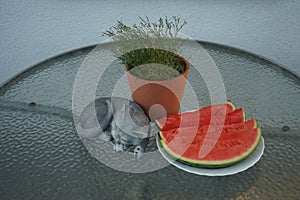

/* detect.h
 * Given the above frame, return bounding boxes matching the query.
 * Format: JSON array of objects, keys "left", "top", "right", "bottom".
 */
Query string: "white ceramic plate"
[{"left": 156, "top": 136, "right": 265, "bottom": 176}]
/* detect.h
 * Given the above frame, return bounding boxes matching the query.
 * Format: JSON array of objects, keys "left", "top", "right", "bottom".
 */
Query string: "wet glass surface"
[{"left": 0, "top": 41, "right": 299, "bottom": 199}]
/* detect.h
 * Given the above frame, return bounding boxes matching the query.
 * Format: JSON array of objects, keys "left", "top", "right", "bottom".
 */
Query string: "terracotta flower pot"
[{"left": 126, "top": 56, "right": 190, "bottom": 121}]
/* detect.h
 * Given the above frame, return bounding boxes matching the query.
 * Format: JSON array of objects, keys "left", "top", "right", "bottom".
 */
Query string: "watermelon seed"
[{"left": 192, "top": 141, "right": 198, "bottom": 145}]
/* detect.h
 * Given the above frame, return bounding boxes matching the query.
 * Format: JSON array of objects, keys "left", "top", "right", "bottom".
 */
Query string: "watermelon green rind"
[
  {"left": 155, "top": 119, "right": 163, "bottom": 130},
  {"left": 253, "top": 118, "right": 258, "bottom": 128},
  {"left": 160, "top": 128, "right": 262, "bottom": 168},
  {"left": 242, "top": 108, "right": 246, "bottom": 122},
  {"left": 226, "top": 101, "right": 236, "bottom": 111}
]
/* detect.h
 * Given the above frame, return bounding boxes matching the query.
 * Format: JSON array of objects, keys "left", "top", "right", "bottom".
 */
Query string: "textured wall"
[{"left": 1, "top": 0, "right": 300, "bottom": 84}]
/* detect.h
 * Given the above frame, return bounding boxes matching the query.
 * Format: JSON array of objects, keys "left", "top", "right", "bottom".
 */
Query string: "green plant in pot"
[{"left": 103, "top": 16, "right": 190, "bottom": 120}]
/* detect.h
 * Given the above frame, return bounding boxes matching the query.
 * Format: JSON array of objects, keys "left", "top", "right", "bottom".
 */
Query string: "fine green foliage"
[{"left": 103, "top": 16, "right": 187, "bottom": 80}]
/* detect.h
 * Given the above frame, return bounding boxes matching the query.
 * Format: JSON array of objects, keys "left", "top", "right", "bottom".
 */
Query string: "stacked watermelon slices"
[{"left": 156, "top": 102, "right": 262, "bottom": 168}]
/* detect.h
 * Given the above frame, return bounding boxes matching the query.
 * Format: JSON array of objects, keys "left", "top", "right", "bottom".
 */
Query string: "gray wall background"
[{"left": 1, "top": 0, "right": 300, "bottom": 84}]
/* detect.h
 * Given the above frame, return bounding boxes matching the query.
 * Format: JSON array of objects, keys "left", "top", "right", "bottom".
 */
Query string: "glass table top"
[{"left": 0, "top": 41, "right": 299, "bottom": 199}]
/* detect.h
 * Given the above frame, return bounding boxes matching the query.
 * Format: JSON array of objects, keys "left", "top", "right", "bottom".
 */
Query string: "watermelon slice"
[
  {"left": 159, "top": 119, "right": 258, "bottom": 142},
  {"left": 156, "top": 107, "right": 245, "bottom": 131},
  {"left": 156, "top": 102, "right": 235, "bottom": 129},
  {"left": 173, "top": 101, "right": 236, "bottom": 118},
  {"left": 160, "top": 127, "right": 262, "bottom": 168}
]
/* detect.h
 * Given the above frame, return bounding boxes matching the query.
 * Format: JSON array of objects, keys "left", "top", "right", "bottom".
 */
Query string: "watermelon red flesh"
[
  {"left": 160, "top": 128, "right": 262, "bottom": 168},
  {"left": 157, "top": 108, "right": 245, "bottom": 131},
  {"left": 160, "top": 119, "right": 257, "bottom": 142}
]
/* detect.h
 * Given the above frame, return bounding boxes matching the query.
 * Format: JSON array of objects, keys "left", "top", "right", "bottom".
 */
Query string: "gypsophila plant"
[{"left": 103, "top": 16, "right": 187, "bottom": 80}]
